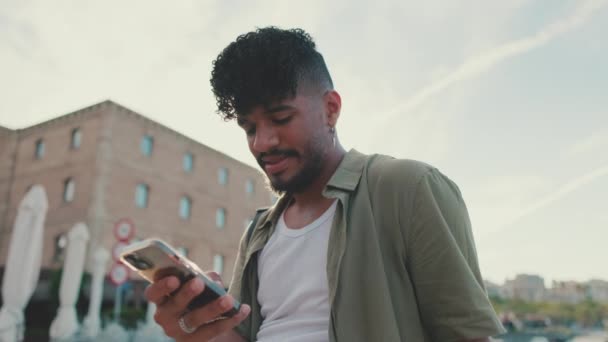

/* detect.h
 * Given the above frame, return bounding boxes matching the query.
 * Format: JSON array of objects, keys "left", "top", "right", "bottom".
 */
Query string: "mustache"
[{"left": 257, "top": 149, "right": 299, "bottom": 165}]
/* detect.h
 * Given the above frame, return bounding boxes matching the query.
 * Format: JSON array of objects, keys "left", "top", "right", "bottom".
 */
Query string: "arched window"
[
  {"left": 141, "top": 135, "right": 154, "bottom": 156},
  {"left": 216, "top": 208, "right": 226, "bottom": 229},
  {"left": 183, "top": 153, "right": 194, "bottom": 172},
  {"left": 179, "top": 196, "right": 192, "bottom": 219},
  {"left": 35, "top": 139, "right": 45, "bottom": 159},
  {"left": 218, "top": 167, "right": 229, "bottom": 185},
  {"left": 213, "top": 254, "right": 224, "bottom": 276},
  {"left": 135, "top": 183, "right": 149, "bottom": 208},
  {"left": 71, "top": 128, "right": 82, "bottom": 149},
  {"left": 63, "top": 178, "right": 75, "bottom": 202}
]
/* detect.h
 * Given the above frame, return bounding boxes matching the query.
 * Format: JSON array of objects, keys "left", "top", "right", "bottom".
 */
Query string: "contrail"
[
  {"left": 490, "top": 164, "right": 608, "bottom": 233},
  {"left": 378, "top": 0, "right": 606, "bottom": 123}
]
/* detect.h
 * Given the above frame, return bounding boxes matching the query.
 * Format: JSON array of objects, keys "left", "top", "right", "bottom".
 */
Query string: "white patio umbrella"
[
  {"left": 82, "top": 246, "right": 110, "bottom": 338},
  {"left": 0, "top": 185, "right": 48, "bottom": 342},
  {"left": 49, "top": 222, "right": 90, "bottom": 340}
]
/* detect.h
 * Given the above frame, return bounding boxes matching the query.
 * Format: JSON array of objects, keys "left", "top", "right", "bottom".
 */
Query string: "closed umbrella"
[
  {"left": 82, "top": 246, "right": 110, "bottom": 338},
  {"left": 0, "top": 185, "right": 48, "bottom": 342},
  {"left": 49, "top": 222, "right": 90, "bottom": 340}
]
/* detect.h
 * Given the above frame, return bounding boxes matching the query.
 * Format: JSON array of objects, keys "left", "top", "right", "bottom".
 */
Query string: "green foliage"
[
  {"left": 101, "top": 306, "right": 146, "bottom": 330},
  {"left": 121, "top": 306, "right": 147, "bottom": 329},
  {"left": 49, "top": 268, "right": 63, "bottom": 306},
  {"left": 490, "top": 296, "right": 608, "bottom": 327}
]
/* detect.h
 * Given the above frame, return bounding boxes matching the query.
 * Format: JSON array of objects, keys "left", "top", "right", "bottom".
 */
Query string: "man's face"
[{"left": 237, "top": 91, "right": 332, "bottom": 194}]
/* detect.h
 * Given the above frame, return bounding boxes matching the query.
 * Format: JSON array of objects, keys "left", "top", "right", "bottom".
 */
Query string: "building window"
[
  {"left": 141, "top": 135, "right": 154, "bottom": 157},
  {"left": 216, "top": 208, "right": 226, "bottom": 229},
  {"left": 213, "top": 254, "right": 224, "bottom": 276},
  {"left": 179, "top": 196, "right": 192, "bottom": 219},
  {"left": 218, "top": 167, "right": 229, "bottom": 185},
  {"left": 245, "top": 179, "right": 255, "bottom": 196},
  {"left": 35, "top": 139, "right": 45, "bottom": 159},
  {"left": 135, "top": 183, "right": 149, "bottom": 208},
  {"left": 63, "top": 178, "right": 75, "bottom": 202},
  {"left": 70, "top": 128, "right": 82, "bottom": 149},
  {"left": 183, "top": 153, "right": 194, "bottom": 172}
]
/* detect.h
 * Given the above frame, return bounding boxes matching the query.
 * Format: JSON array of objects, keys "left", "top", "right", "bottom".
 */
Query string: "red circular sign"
[
  {"left": 114, "top": 218, "right": 135, "bottom": 241},
  {"left": 109, "top": 263, "right": 129, "bottom": 286}
]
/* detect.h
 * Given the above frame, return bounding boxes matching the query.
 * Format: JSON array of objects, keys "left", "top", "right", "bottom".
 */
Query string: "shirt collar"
[
  {"left": 324, "top": 148, "right": 366, "bottom": 192},
  {"left": 256, "top": 149, "right": 367, "bottom": 230}
]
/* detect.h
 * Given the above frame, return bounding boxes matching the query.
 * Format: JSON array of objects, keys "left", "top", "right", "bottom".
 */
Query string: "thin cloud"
[
  {"left": 378, "top": 0, "right": 606, "bottom": 124},
  {"left": 564, "top": 128, "right": 608, "bottom": 157},
  {"left": 489, "top": 164, "right": 608, "bottom": 233}
]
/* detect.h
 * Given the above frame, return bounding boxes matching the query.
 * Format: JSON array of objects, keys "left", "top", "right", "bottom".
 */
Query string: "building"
[
  {"left": 547, "top": 281, "right": 586, "bottom": 304},
  {"left": 484, "top": 280, "right": 507, "bottom": 299},
  {"left": 0, "top": 100, "right": 272, "bottom": 286},
  {"left": 586, "top": 279, "right": 608, "bottom": 303},
  {"left": 503, "top": 274, "right": 546, "bottom": 302}
]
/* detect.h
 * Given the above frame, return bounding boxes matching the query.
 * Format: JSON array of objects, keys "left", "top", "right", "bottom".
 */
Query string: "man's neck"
[
  {"left": 290, "top": 145, "right": 346, "bottom": 209},
  {"left": 281, "top": 145, "right": 345, "bottom": 229}
]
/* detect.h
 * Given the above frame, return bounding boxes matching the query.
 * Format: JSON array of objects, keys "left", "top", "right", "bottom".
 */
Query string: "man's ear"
[{"left": 325, "top": 90, "right": 342, "bottom": 126}]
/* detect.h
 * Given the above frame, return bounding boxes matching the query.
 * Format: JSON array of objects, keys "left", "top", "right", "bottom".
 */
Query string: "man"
[{"left": 145, "top": 27, "right": 506, "bottom": 341}]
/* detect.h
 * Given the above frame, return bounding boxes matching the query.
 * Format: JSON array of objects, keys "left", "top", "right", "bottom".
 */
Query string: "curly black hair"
[{"left": 210, "top": 26, "right": 334, "bottom": 120}]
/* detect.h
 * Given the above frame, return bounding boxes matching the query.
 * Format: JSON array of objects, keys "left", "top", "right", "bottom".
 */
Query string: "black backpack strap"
[{"left": 246, "top": 207, "right": 268, "bottom": 245}]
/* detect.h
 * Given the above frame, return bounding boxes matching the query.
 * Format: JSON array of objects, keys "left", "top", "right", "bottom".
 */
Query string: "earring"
[{"left": 329, "top": 126, "right": 336, "bottom": 148}]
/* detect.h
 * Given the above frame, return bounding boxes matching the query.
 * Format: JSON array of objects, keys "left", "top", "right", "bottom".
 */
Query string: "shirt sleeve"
[
  {"left": 228, "top": 229, "right": 251, "bottom": 341},
  {"left": 407, "top": 168, "right": 506, "bottom": 341}
]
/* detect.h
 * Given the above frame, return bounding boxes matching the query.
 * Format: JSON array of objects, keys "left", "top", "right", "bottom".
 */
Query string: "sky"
[{"left": 1, "top": 0, "right": 607, "bottom": 286}]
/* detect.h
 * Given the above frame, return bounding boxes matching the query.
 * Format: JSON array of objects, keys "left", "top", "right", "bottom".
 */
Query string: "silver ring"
[{"left": 178, "top": 315, "right": 197, "bottom": 334}]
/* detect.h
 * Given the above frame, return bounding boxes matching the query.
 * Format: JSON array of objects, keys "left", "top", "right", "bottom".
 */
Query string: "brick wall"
[{"left": 0, "top": 101, "right": 271, "bottom": 284}]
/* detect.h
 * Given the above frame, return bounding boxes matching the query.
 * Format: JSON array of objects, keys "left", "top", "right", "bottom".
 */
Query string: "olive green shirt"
[{"left": 229, "top": 149, "right": 505, "bottom": 341}]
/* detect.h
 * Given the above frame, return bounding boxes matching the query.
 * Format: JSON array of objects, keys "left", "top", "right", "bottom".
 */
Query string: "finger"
[
  {"left": 165, "top": 277, "right": 205, "bottom": 316},
  {"left": 144, "top": 276, "right": 180, "bottom": 304},
  {"left": 184, "top": 304, "right": 251, "bottom": 342},
  {"left": 182, "top": 295, "right": 238, "bottom": 329}
]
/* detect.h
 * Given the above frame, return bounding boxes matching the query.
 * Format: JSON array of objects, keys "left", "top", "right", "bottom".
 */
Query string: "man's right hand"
[{"left": 144, "top": 274, "right": 250, "bottom": 342}]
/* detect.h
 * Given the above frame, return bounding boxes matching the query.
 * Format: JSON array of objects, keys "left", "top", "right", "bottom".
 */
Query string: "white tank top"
[{"left": 256, "top": 200, "right": 338, "bottom": 342}]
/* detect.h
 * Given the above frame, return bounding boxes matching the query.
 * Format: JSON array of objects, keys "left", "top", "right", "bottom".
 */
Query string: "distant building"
[
  {"left": 485, "top": 276, "right": 608, "bottom": 304},
  {"left": 503, "top": 274, "right": 546, "bottom": 302},
  {"left": 586, "top": 279, "right": 608, "bottom": 303},
  {"left": 0, "top": 100, "right": 272, "bottom": 286},
  {"left": 485, "top": 280, "right": 507, "bottom": 299},
  {"left": 547, "top": 281, "right": 586, "bottom": 304}
]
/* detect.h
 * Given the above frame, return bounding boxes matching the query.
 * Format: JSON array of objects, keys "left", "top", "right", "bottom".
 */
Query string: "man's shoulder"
[{"left": 364, "top": 153, "right": 436, "bottom": 187}]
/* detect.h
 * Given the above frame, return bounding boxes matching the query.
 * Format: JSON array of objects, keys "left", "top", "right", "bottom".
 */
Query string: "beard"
[{"left": 258, "top": 138, "right": 326, "bottom": 196}]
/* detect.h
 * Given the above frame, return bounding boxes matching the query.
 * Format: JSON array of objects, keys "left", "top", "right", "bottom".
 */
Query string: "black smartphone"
[{"left": 119, "top": 238, "right": 240, "bottom": 316}]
